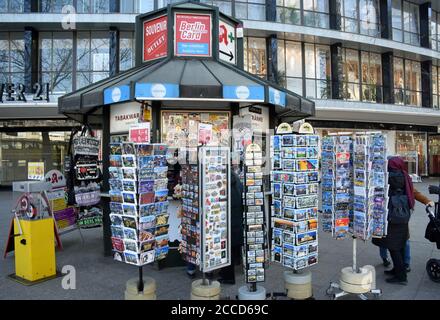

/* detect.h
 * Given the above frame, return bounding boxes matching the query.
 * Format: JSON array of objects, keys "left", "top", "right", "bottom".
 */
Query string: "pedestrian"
[
  {"left": 217, "top": 170, "right": 244, "bottom": 284},
  {"left": 372, "top": 156, "right": 414, "bottom": 285},
  {"left": 379, "top": 188, "right": 435, "bottom": 272}
]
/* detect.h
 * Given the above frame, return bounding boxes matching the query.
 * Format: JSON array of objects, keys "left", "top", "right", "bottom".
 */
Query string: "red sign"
[
  {"left": 174, "top": 13, "right": 211, "bottom": 57},
  {"left": 129, "top": 123, "right": 151, "bottom": 143},
  {"left": 143, "top": 15, "right": 168, "bottom": 62}
]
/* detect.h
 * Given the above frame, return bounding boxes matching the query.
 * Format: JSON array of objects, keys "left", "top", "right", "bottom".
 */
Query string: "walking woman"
[{"left": 373, "top": 156, "right": 415, "bottom": 285}]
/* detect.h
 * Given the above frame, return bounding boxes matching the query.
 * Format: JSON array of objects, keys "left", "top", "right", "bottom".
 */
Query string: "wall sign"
[
  {"left": 269, "top": 87, "right": 286, "bottom": 107},
  {"left": 223, "top": 85, "right": 265, "bottom": 101},
  {"left": 129, "top": 122, "right": 151, "bottom": 143},
  {"left": 135, "top": 83, "right": 179, "bottom": 99},
  {"left": 219, "top": 19, "right": 236, "bottom": 64},
  {"left": 44, "top": 170, "right": 66, "bottom": 189},
  {"left": 143, "top": 15, "right": 168, "bottom": 62},
  {"left": 0, "top": 82, "right": 50, "bottom": 103},
  {"left": 28, "top": 162, "right": 45, "bottom": 180},
  {"left": 110, "top": 102, "right": 141, "bottom": 134},
  {"left": 104, "top": 85, "right": 130, "bottom": 105},
  {"left": 174, "top": 13, "right": 212, "bottom": 57}
]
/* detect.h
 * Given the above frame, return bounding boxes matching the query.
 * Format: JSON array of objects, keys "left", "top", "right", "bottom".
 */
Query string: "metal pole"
[
  {"left": 138, "top": 266, "right": 144, "bottom": 292},
  {"left": 250, "top": 282, "right": 257, "bottom": 292},
  {"left": 353, "top": 236, "right": 357, "bottom": 273}
]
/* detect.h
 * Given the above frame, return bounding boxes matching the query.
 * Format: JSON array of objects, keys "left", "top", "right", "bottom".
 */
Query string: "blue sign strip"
[
  {"left": 103, "top": 85, "right": 130, "bottom": 105},
  {"left": 177, "top": 43, "right": 209, "bottom": 56},
  {"left": 269, "top": 87, "right": 286, "bottom": 107},
  {"left": 223, "top": 85, "right": 265, "bottom": 101},
  {"left": 135, "top": 83, "right": 179, "bottom": 99}
]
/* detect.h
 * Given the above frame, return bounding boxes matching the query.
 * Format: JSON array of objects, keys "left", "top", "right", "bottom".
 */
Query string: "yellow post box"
[{"left": 14, "top": 218, "right": 56, "bottom": 282}]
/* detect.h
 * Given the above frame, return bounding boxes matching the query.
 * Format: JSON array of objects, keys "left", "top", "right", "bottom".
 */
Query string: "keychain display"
[
  {"left": 321, "top": 136, "right": 353, "bottom": 239},
  {"left": 353, "top": 133, "right": 389, "bottom": 239},
  {"left": 270, "top": 124, "right": 320, "bottom": 271},
  {"left": 109, "top": 134, "right": 170, "bottom": 266},
  {"left": 66, "top": 125, "right": 102, "bottom": 228},
  {"left": 242, "top": 143, "right": 266, "bottom": 283}
]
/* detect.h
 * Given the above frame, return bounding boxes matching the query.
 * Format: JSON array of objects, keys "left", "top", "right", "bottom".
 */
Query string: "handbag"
[
  {"left": 425, "top": 218, "right": 440, "bottom": 249},
  {"left": 387, "top": 194, "right": 411, "bottom": 224}
]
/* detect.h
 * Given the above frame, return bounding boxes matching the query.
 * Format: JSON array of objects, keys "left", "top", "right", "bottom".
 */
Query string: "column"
[
  {"left": 109, "top": 27, "right": 120, "bottom": 77},
  {"left": 267, "top": 35, "right": 278, "bottom": 83},
  {"left": 24, "top": 27, "right": 38, "bottom": 95},
  {"left": 24, "top": 0, "right": 38, "bottom": 12},
  {"left": 109, "top": 0, "right": 119, "bottom": 13},
  {"left": 379, "top": 0, "right": 393, "bottom": 39},
  {"left": 266, "top": 0, "right": 277, "bottom": 22},
  {"left": 329, "top": 0, "right": 341, "bottom": 31},
  {"left": 381, "top": 52, "right": 394, "bottom": 104},
  {"left": 421, "top": 60, "right": 433, "bottom": 108},
  {"left": 330, "top": 43, "right": 343, "bottom": 99},
  {"left": 420, "top": 2, "right": 432, "bottom": 49}
]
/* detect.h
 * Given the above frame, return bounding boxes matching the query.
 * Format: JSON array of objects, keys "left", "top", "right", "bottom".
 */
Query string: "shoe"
[
  {"left": 384, "top": 269, "right": 395, "bottom": 276},
  {"left": 385, "top": 276, "right": 407, "bottom": 285},
  {"left": 382, "top": 258, "right": 391, "bottom": 267},
  {"left": 405, "top": 265, "right": 411, "bottom": 273},
  {"left": 217, "top": 278, "right": 235, "bottom": 285}
]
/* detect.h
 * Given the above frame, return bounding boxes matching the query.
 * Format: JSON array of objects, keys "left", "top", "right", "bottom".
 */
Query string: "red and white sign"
[
  {"left": 219, "top": 20, "right": 236, "bottom": 64},
  {"left": 143, "top": 15, "right": 168, "bottom": 62},
  {"left": 129, "top": 122, "right": 151, "bottom": 143},
  {"left": 174, "top": 13, "right": 211, "bottom": 57}
]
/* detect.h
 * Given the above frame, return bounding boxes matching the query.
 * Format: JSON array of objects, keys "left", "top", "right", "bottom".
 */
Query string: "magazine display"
[
  {"left": 199, "top": 146, "right": 231, "bottom": 272},
  {"left": 109, "top": 138, "right": 170, "bottom": 266},
  {"left": 353, "top": 133, "right": 389, "bottom": 239},
  {"left": 180, "top": 148, "right": 201, "bottom": 266},
  {"left": 242, "top": 143, "right": 266, "bottom": 283},
  {"left": 321, "top": 136, "right": 353, "bottom": 240},
  {"left": 270, "top": 129, "right": 320, "bottom": 270}
]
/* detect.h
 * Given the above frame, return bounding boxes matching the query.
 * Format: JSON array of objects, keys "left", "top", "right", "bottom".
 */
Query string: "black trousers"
[
  {"left": 389, "top": 247, "right": 407, "bottom": 280},
  {"left": 219, "top": 245, "right": 241, "bottom": 281}
]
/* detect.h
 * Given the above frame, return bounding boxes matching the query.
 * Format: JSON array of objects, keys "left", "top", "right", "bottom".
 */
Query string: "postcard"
[
  {"left": 156, "top": 214, "right": 169, "bottom": 226},
  {"left": 122, "top": 167, "right": 136, "bottom": 180},
  {"left": 122, "top": 142, "right": 135, "bottom": 155},
  {"left": 155, "top": 245, "right": 169, "bottom": 260},
  {"left": 111, "top": 225, "right": 124, "bottom": 239},
  {"left": 110, "top": 155, "right": 123, "bottom": 167},
  {"left": 153, "top": 144, "right": 167, "bottom": 156},
  {"left": 122, "top": 216, "right": 137, "bottom": 229},
  {"left": 109, "top": 190, "right": 123, "bottom": 203},
  {"left": 135, "top": 144, "right": 154, "bottom": 157},
  {"left": 110, "top": 214, "right": 123, "bottom": 226},
  {"left": 155, "top": 190, "right": 168, "bottom": 202},
  {"left": 124, "top": 251, "right": 140, "bottom": 265},
  {"left": 111, "top": 237, "right": 124, "bottom": 252},
  {"left": 140, "top": 250, "right": 155, "bottom": 265},
  {"left": 296, "top": 230, "right": 317, "bottom": 245},
  {"left": 110, "top": 202, "right": 123, "bottom": 215},
  {"left": 123, "top": 239, "right": 138, "bottom": 253},
  {"left": 139, "top": 216, "right": 156, "bottom": 229},
  {"left": 109, "top": 167, "right": 122, "bottom": 179},
  {"left": 140, "top": 240, "right": 156, "bottom": 253},
  {"left": 123, "top": 180, "right": 137, "bottom": 192},
  {"left": 110, "top": 143, "right": 122, "bottom": 155},
  {"left": 123, "top": 227, "right": 137, "bottom": 241},
  {"left": 122, "top": 155, "right": 136, "bottom": 167},
  {"left": 139, "top": 180, "right": 154, "bottom": 193},
  {"left": 282, "top": 135, "right": 295, "bottom": 147}
]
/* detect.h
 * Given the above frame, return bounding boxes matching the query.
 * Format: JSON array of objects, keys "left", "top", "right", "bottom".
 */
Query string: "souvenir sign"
[
  {"left": 109, "top": 133, "right": 170, "bottom": 266},
  {"left": 199, "top": 146, "right": 230, "bottom": 272},
  {"left": 270, "top": 132, "right": 319, "bottom": 271},
  {"left": 275, "top": 122, "right": 293, "bottom": 135},
  {"left": 243, "top": 143, "right": 266, "bottom": 283}
]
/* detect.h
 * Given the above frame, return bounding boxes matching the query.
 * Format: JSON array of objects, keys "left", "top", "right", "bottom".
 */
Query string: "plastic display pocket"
[
  {"left": 72, "top": 136, "right": 100, "bottom": 156},
  {"left": 75, "top": 161, "right": 99, "bottom": 180}
]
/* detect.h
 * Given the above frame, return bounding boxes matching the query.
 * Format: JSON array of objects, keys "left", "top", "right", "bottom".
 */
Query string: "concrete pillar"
[
  {"left": 422, "top": 60, "right": 433, "bottom": 108},
  {"left": 380, "top": 0, "right": 393, "bottom": 39},
  {"left": 420, "top": 2, "right": 432, "bottom": 49},
  {"left": 381, "top": 52, "right": 394, "bottom": 104},
  {"left": 24, "top": 27, "right": 38, "bottom": 95},
  {"left": 330, "top": 43, "right": 343, "bottom": 99}
]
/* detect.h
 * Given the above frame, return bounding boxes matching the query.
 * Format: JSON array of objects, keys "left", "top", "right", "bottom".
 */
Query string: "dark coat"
[
  {"left": 230, "top": 171, "right": 244, "bottom": 247},
  {"left": 372, "top": 169, "right": 409, "bottom": 250}
]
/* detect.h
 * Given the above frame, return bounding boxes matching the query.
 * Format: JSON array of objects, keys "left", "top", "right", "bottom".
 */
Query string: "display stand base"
[
  {"left": 284, "top": 270, "right": 313, "bottom": 300},
  {"left": 124, "top": 277, "right": 156, "bottom": 300},
  {"left": 7, "top": 270, "right": 62, "bottom": 286},
  {"left": 190, "top": 279, "right": 221, "bottom": 300},
  {"left": 238, "top": 285, "right": 266, "bottom": 300},
  {"left": 326, "top": 265, "right": 382, "bottom": 300}
]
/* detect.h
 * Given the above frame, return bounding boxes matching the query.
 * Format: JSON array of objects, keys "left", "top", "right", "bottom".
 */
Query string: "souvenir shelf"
[
  {"left": 353, "top": 133, "right": 388, "bottom": 239},
  {"left": 270, "top": 131, "right": 320, "bottom": 271},
  {"left": 180, "top": 148, "right": 201, "bottom": 267},
  {"left": 109, "top": 142, "right": 170, "bottom": 266},
  {"left": 321, "top": 136, "right": 353, "bottom": 240},
  {"left": 243, "top": 143, "right": 266, "bottom": 283}
]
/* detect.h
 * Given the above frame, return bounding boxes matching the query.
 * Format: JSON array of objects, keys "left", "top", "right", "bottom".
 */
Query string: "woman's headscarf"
[{"left": 388, "top": 156, "right": 415, "bottom": 209}]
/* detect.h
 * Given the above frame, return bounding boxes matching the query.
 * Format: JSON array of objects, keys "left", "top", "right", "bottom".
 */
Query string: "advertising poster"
[
  {"left": 198, "top": 123, "right": 213, "bottom": 145},
  {"left": 28, "top": 162, "right": 45, "bottom": 180},
  {"left": 143, "top": 15, "right": 168, "bottom": 62},
  {"left": 174, "top": 13, "right": 211, "bottom": 57},
  {"left": 129, "top": 122, "right": 151, "bottom": 143}
]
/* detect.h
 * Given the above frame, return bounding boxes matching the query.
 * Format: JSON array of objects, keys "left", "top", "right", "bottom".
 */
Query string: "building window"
[
  {"left": 303, "top": 0, "right": 330, "bottom": 28},
  {"left": 393, "top": 57, "right": 421, "bottom": 107},
  {"left": 0, "top": 32, "right": 25, "bottom": 85},
  {"left": 340, "top": 0, "right": 359, "bottom": 33},
  {"left": 236, "top": 0, "right": 266, "bottom": 21},
  {"left": 39, "top": 32, "right": 73, "bottom": 95},
  {"left": 432, "top": 66, "right": 439, "bottom": 109},
  {"left": 277, "top": 39, "right": 303, "bottom": 95},
  {"left": 157, "top": 0, "right": 182, "bottom": 8},
  {"left": 276, "top": 0, "right": 301, "bottom": 25},
  {"left": 0, "top": 0, "right": 24, "bottom": 12},
  {"left": 430, "top": 10, "right": 439, "bottom": 51},
  {"left": 200, "top": 0, "right": 232, "bottom": 15},
  {"left": 40, "top": 0, "right": 73, "bottom": 12},
  {"left": 341, "top": 48, "right": 360, "bottom": 101},
  {"left": 120, "top": 0, "right": 154, "bottom": 13},
  {"left": 392, "top": 0, "right": 420, "bottom": 46},
  {"left": 77, "top": 0, "right": 110, "bottom": 13},
  {"left": 244, "top": 37, "right": 267, "bottom": 78},
  {"left": 360, "top": 51, "right": 382, "bottom": 102},
  {"left": 304, "top": 43, "right": 331, "bottom": 99},
  {"left": 120, "top": 32, "right": 135, "bottom": 71},
  {"left": 359, "top": 0, "right": 380, "bottom": 36},
  {"left": 76, "top": 31, "right": 110, "bottom": 89}
]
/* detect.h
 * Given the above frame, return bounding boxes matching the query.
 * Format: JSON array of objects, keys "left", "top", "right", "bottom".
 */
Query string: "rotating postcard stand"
[
  {"left": 270, "top": 123, "right": 320, "bottom": 300},
  {"left": 323, "top": 133, "right": 388, "bottom": 300},
  {"left": 239, "top": 143, "right": 267, "bottom": 300},
  {"left": 180, "top": 146, "right": 231, "bottom": 300}
]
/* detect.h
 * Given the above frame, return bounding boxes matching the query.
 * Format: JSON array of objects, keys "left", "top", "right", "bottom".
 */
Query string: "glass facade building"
[{"left": 0, "top": 0, "right": 440, "bottom": 182}]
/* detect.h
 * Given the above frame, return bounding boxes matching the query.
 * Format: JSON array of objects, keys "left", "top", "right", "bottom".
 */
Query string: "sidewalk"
[{"left": 1, "top": 178, "right": 439, "bottom": 300}]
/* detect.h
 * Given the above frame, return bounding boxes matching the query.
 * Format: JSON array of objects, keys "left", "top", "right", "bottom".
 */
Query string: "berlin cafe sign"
[{"left": 0, "top": 82, "right": 50, "bottom": 103}]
